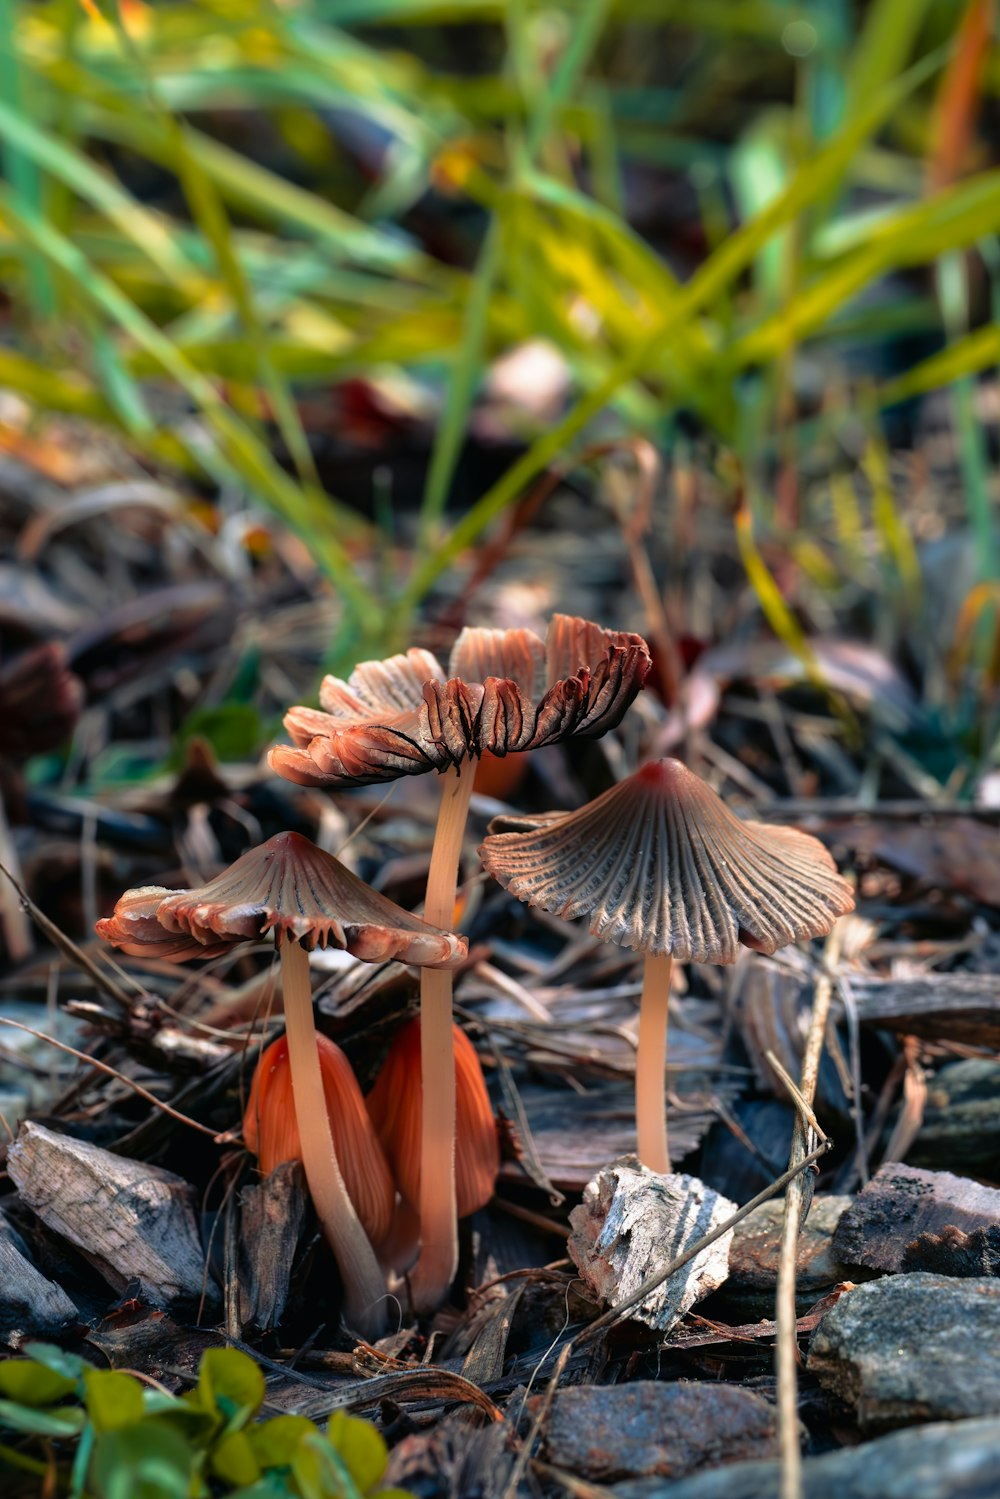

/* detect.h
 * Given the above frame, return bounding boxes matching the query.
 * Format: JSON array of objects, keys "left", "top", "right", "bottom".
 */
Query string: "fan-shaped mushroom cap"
[
  {"left": 244, "top": 1034, "right": 395, "bottom": 1245},
  {"left": 366, "top": 1017, "right": 499, "bottom": 1219},
  {"left": 479, "top": 758, "right": 855, "bottom": 964},
  {"left": 95, "top": 886, "right": 236, "bottom": 961},
  {"left": 268, "top": 615, "right": 651, "bottom": 789},
  {"left": 97, "top": 832, "right": 467, "bottom": 968}
]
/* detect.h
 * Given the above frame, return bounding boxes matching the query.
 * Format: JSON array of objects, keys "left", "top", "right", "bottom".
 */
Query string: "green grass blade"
[
  {"left": 0, "top": 188, "right": 376, "bottom": 629},
  {"left": 397, "top": 40, "right": 948, "bottom": 618}
]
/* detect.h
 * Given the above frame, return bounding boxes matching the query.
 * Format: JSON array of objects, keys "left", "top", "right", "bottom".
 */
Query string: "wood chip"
[
  {"left": 7, "top": 1120, "right": 217, "bottom": 1311},
  {"left": 568, "top": 1161, "right": 737, "bottom": 1333}
]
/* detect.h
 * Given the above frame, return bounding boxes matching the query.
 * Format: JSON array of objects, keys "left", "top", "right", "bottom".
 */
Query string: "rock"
[
  {"left": 568, "top": 1161, "right": 737, "bottom": 1333},
  {"left": 808, "top": 1273, "right": 1000, "bottom": 1431},
  {"left": 724, "top": 1195, "right": 853, "bottom": 1318},
  {"left": 906, "top": 1059, "right": 1000, "bottom": 1176},
  {"left": 0, "top": 1214, "right": 78, "bottom": 1337},
  {"left": 7, "top": 1121, "right": 216, "bottom": 1312},
  {"left": 612, "top": 1416, "right": 1000, "bottom": 1499},
  {"left": 833, "top": 1164, "right": 1000, "bottom": 1275},
  {"left": 539, "top": 1382, "right": 780, "bottom": 1482}
]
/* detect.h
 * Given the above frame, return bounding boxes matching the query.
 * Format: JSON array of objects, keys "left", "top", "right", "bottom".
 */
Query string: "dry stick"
[
  {"left": 0, "top": 1015, "right": 225, "bottom": 1140},
  {"left": 0, "top": 859, "right": 132, "bottom": 1012},
  {"left": 0, "top": 795, "right": 31, "bottom": 962},
  {"left": 280, "top": 940, "right": 387, "bottom": 1339},
  {"left": 635, "top": 952, "right": 673, "bottom": 1171},
  {"left": 776, "top": 924, "right": 845, "bottom": 1499},
  {"left": 412, "top": 759, "right": 477, "bottom": 1314}
]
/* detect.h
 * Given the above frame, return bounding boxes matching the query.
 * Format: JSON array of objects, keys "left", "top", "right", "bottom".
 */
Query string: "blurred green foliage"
[
  {"left": 0, "top": 0, "right": 998, "bottom": 655},
  {"left": 0, "top": 1341, "right": 413, "bottom": 1498}
]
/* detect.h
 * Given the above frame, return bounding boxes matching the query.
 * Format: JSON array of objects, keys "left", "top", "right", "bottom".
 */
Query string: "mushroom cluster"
[{"left": 96, "top": 612, "right": 854, "bottom": 1334}]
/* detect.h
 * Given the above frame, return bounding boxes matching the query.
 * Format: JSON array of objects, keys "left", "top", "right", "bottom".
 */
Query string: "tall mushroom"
[
  {"left": 268, "top": 615, "right": 650, "bottom": 1310},
  {"left": 480, "top": 758, "right": 854, "bottom": 1174},
  {"left": 96, "top": 830, "right": 465, "bottom": 1335}
]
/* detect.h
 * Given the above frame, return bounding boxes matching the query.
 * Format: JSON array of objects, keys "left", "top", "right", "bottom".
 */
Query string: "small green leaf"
[
  {"left": 90, "top": 1423, "right": 196, "bottom": 1499},
  {"left": 84, "top": 1370, "right": 145, "bottom": 1434},
  {"left": 211, "top": 1427, "right": 262, "bottom": 1487},
  {"left": 22, "top": 1342, "right": 87, "bottom": 1382},
  {"left": 195, "top": 1347, "right": 266, "bottom": 1427},
  {"left": 0, "top": 1396, "right": 85, "bottom": 1437},
  {"left": 175, "top": 704, "right": 262, "bottom": 763},
  {"left": 0, "top": 1359, "right": 76, "bottom": 1407},
  {"left": 248, "top": 1414, "right": 315, "bottom": 1469},
  {"left": 327, "top": 1411, "right": 388, "bottom": 1494}
]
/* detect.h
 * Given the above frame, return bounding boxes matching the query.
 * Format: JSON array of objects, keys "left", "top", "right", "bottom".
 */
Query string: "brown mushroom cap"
[
  {"left": 479, "top": 758, "right": 855, "bottom": 964},
  {"left": 268, "top": 614, "right": 651, "bottom": 789},
  {"left": 97, "top": 831, "right": 467, "bottom": 968}
]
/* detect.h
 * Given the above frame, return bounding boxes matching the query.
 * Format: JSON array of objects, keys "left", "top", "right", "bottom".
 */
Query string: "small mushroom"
[
  {"left": 480, "top": 758, "right": 855, "bottom": 1174},
  {"left": 365, "top": 1017, "right": 499, "bottom": 1230},
  {"left": 269, "top": 615, "right": 650, "bottom": 1311},
  {"left": 97, "top": 830, "right": 465, "bottom": 1335},
  {"left": 244, "top": 1034, "right": 395, "bottom": 1248}
]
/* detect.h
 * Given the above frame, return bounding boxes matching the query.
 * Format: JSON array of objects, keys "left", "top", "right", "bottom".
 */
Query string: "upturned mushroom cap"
[
  {"left": 97, "top": 831, "right": 467, "bottom": 968},
  {"left": 365, "top": 1017, "right": 499, "bottom": 1219},
  {"left": 479, "top": 758, "right": 855, "bottom": 964},
  {"left": 244, "top": 1034, "right": 395, "bottom": 1245},
  {"left": 268, "top": 614, "right": 651, "bottom": 788}
]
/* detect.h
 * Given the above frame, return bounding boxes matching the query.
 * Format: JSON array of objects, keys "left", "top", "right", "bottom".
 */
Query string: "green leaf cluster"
[{"left": 0, "top": 1343, "right": 411, "bottom": 1499}]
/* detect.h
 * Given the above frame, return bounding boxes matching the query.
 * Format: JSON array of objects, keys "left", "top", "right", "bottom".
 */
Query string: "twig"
[
  {"left": 0, "top": 858, "right": 132, "bottom": 1012},
  {"left": 0, "top": 1016, "right": 230, "bottom": 1142},
  {"left": 776, "top": 923, "right": 845, "bottom": 1499}
]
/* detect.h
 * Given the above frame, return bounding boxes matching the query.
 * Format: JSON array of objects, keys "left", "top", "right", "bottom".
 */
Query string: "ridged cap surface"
[
  {"left": 480, "top": 758, "right": 854, "bottom": 964},
  {"left": 97, "top": 831, "right": 467, "bottom": 968}
]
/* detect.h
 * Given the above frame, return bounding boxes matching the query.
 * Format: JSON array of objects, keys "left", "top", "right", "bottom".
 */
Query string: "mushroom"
[
  {"left": 268, "top": 615, "right": 650, "bottom": 1310},
  {"left": 244, "top": 1033, "right": 395, "bottom": 1248},
  {"left": 479, "top": 758, "right": 855, "bottom": 1174},
  {"left": 365, "top": 1017, "right": 499, "bottom": 1235},
  {"left": 96, "top": 830, "right": 466, "bottom": 1335}
]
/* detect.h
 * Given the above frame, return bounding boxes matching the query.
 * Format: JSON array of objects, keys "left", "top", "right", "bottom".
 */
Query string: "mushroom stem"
[
  {"left": 280, "top": 939, "right": 387, "bottom": 1336},
  {"left": 411, "top": 758, "right": 477, "bottom": 1313},
  {"left": 635, "top": 951, "right": 673, "bottom": 1174}
]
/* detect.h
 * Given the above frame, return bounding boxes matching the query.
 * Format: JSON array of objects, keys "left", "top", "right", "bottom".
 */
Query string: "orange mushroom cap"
[
  {"left": 366, "top": 1017, "right": 499, "bottom": 1219},
  {"left": 244, "top": 1034, "right": 396, "bottom": 1246},
  {"left": 268, "top": 615, "right": 651, "bottom": 789},
  {"left": 480, "top": 757, "right": 855, "bottom": 964},
  {"left": 96, "top": 831, "right": 467, "bottom": 968}
]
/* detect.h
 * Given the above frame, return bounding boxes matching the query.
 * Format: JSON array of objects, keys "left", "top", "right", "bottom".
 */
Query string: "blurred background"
[{"left": 1, "top": 0, "right": 1000, "bottom": 965}]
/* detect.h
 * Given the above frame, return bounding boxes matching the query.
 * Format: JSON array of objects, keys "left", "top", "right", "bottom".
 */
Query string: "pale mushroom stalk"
[
  {"left": 279, "top": 938, "right": 387, "bottom": 1333},
  {"left": 411, "top": 758, "right": 478, "bottom": 1312},
  {"left": 480, "top": 758, "right": 855, "bottom": 1180},
  {"left": 635, "top": 951, "right": 674, "bottom": 1173}
]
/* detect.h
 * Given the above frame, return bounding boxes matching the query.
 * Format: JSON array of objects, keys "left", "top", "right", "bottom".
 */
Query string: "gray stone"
[
  {"left": 725, "top": 1195, "right": 853, "bottom": 1317},
  {"left": 539, "top": 1382, "right": 779, "bottom": 1482},
  {"left": 613, "top": 1417, "right": 1000, "bottom": 1499},
  {"left": 808, "top": 1272, "right": 1000, "bottom": 1431}
]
